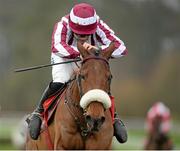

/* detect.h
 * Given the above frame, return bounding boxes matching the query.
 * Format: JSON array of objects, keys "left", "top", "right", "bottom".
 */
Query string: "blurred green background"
[{"left": 0, "top": 0, "right": 180, "bottom": 150}]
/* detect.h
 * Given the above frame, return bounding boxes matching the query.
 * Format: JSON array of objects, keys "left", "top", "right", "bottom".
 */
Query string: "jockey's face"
[{"left": 74, "top": 33, "right": 90, "bottom": 43}]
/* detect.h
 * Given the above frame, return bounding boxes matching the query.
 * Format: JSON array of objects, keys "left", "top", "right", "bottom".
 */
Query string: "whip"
[{"left": 14, "top": 58, "right": 81, "bottom": 73}]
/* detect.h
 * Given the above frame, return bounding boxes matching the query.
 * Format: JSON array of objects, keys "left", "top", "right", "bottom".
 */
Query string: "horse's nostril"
[
  {"left": 85, "top": 115, "right": 92, "bottom": 122},
  {"left": 101, "top": 116, "right": 105, "bottom": 123}
]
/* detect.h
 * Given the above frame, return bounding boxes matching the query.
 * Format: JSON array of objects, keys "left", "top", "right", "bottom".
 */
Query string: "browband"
[{"left": 82, "top": 56, "right": 109, "bottom": 65}]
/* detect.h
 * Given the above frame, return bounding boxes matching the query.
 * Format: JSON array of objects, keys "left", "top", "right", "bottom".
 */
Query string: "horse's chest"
[
  {"left": 61, "top": 132, "right": 85, "bottom": 149},
  {"left": 60, "top": 131, "right": 111, "bottom": 150}
]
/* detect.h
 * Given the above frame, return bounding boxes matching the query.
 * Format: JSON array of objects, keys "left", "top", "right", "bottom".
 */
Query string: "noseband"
[{"left": 82, "top": 56, "right": 109, "bottom": 65}]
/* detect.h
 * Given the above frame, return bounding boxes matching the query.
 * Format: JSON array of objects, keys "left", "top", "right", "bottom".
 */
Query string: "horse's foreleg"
[
  {"left": 25, "top": 135, "right": 39, "bottom": 150},
  {"left": 53, "top": 122, "right": 64, "bottom": 150},
  {"left": 54, "top": 134, "right": 64, "bottom": 150}
]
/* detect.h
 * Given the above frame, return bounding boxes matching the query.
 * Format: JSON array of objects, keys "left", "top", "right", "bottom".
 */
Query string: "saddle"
[{"left": 41, "top": 87, "right": 66, "bottom": 127}]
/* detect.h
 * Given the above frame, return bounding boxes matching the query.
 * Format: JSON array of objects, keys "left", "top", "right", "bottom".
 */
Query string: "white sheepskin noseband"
[{"left": 80, "top": 89, "right": 111, "bottom": 109}]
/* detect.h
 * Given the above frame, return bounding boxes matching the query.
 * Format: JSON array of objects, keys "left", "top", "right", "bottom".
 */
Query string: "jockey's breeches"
[{"left": 51, "top": 53, "right": 80, "bottom": 83}]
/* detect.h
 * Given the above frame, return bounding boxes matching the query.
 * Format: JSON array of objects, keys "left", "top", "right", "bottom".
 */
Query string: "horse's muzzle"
[{"left": 85, "top": 115, "right": 105, "bottom": 132}]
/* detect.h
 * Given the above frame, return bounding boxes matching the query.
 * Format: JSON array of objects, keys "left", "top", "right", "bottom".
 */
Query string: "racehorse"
[
  {"left": 144, "top": 115, "right": 173, "bottom": 150},
  {"left": 26, "top": 41, "right": 116, "bottom": 150}
]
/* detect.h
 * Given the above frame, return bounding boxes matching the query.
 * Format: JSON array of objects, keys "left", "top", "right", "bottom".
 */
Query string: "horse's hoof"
[{"left": 114, "top": 119, "right": 128, "bottom": 143}]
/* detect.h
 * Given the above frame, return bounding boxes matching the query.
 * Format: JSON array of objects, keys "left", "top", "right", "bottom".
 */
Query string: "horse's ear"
[
  {"left": 77, "top": 41, "right": 89, "bottom": 58},
  {"left": 102, "top": 42, "right": 116, "bottom": 60}
]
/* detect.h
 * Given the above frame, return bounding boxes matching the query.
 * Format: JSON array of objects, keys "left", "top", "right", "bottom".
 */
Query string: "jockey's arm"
[
  {"left": 96, "top": 18, "right": 128, "bottom": 58},
  {"left": 51, "top": 17, "right": 80, "bottom": 59}
]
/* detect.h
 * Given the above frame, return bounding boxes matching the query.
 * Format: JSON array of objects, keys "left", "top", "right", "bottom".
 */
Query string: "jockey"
[
  {"left": 146, "top": 102, "right": 171, "bottom": 134},
  {"left": 28, "top": 3, "right": 128, "bottom": 143}
]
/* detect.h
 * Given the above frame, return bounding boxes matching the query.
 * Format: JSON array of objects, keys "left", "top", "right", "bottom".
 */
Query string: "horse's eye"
[{"left": 80, "top": 74, "right": 85, "bottom": 80}]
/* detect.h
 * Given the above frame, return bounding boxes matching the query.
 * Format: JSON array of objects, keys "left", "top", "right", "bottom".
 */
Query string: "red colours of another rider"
[{"left": 146, "top": 102, "right": 171, "bottom": 133}]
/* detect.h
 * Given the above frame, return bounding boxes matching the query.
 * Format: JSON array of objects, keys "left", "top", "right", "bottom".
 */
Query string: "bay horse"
[
  {"left": 144, "top": 115, "right": 173, "bottom": 150},
  {"left": 26, "top": 41, "right": 116, "bottom": 150}
]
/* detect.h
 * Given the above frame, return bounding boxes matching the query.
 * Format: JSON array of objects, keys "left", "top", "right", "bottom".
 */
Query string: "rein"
[{"left": 65, "top": 78, "right": 90, "bottom": 138}]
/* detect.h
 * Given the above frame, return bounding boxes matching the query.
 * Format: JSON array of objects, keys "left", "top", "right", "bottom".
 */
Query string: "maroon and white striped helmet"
[{"left": 69, "top": 3, "right": 98, "bottom": 35}]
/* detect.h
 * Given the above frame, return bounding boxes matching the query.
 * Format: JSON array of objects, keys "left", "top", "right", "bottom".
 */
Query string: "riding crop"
[{"left": 14, "top": 58, "right": 81, "bottom": 73}]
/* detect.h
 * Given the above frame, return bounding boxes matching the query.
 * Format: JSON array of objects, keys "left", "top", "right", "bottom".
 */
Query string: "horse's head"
[
  {"left": 150, "top": 115, "right": 169, "bottom": 145},
  {"left": 77, "top": 41, "right": 116, "bottom": 132},
  {"left": 153, "top": 115, "right": 163, "bottom": 133},
  {"left": 145, "top": 115, "right": 173, "bottom": 150}
]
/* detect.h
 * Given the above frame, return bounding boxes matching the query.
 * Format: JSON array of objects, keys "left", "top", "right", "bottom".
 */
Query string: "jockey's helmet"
[{"left": 69, "top": 3, "right": 98, "bottom": 35}]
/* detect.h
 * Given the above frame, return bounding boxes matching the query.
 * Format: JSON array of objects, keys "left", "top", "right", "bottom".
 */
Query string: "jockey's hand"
[
  {"left": 79, "top": 55, "right": 83, "bottom": 61},
  {"left": 83, "top": 42, "right": 98, "bottom": 51}
]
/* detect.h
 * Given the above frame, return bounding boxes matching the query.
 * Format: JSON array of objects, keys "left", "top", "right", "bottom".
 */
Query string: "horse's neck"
[{"left": 66, "top": 79, "right": 87, "bottom": 128}]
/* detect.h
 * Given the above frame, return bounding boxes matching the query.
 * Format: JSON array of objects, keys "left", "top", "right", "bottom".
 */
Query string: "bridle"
[
  {"left": 77, "top": 56, "right": 111, "bottom": 97},
  {"left": 64, "top": 55, "right": 112, "bottom": 137}
]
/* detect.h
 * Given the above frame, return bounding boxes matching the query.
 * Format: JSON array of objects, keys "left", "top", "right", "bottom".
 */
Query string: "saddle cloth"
[{"left": 42, "top": 89, "right": 65, "bottom": 127}]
